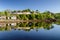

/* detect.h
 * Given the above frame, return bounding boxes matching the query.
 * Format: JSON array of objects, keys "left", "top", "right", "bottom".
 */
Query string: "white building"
[
  {"left": 12, "top": 11, "right": 31, "bottom": 14},
  {"left": 11, "top": 16, "right": 17, "bottom": 20},
  {"left": 0, "top": 16, "right": 6, "bottom": 20},
  {"left": 23, "top": 12, "right": 31, "bottom": 14}
]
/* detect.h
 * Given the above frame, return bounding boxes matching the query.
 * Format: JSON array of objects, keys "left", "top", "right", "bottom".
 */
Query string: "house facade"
[
  {"left": 0, "top": 16, "right": 6, "bottom": 20},
  {"left": 11, "top": 11, "right": 31, "bottom": 14},
  {"left": 0, "top": 16, "right": 17, "bottom": 20},
  {"left": 10, "top": 16, "right": 17, "bottom": 20},
  {"left": 8, "top": 16, "right": 17, "bottom": 20}
]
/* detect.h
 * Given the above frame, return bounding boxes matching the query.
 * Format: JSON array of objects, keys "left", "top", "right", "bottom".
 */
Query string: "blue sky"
[{"left": 0, "top": 0, "right": 60, "bottom": 13}]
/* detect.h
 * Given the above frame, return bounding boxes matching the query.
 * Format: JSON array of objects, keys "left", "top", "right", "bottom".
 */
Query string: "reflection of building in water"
[
  {"left": 0, "top": 23, "right": 6, "bottom": 27},
  {"left": 0, "top": 22, "right": 54, "bottom": 31},
  {"left": 11, "top": 23, "right": 16, "bottom": 26},
  {"left": 7, "top": 23, "right": 16, "bottom": 26},
  {"left": 17, "top": 27, "right": 30, "bottom": 30},
  {"left": 0, "top": 23, "right": 17, "bottom": 31},
  {"left": 0, "top": 23, "right": 16, "bottom": 27}
]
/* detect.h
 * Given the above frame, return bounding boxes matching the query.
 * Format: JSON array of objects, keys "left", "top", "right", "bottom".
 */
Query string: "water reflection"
[{"left": 0, "top": 22, "right": 55, "bottom": 31}]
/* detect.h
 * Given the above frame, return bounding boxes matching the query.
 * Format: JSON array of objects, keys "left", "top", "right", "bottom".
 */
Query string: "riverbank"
[
  {"left": 0, "top": 19, "right": 58, "bottom": 23},
  {"left": 0, "top": 20, "right": 41, "bottom": 23}
]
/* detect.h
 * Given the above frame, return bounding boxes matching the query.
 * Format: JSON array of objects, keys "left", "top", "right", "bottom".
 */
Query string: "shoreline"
[
  {"left": 0, "top": 19, "right": 58, "bottom": 23},
  {"left": 0, "top": 20, "right": 41, "bottom": 23}
]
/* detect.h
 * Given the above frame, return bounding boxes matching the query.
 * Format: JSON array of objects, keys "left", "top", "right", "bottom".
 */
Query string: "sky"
[{"left": 0, "top": 0, "right": 60, "bottom": 13}]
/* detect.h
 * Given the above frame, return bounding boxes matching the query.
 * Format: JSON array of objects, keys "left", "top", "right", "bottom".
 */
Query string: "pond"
[{"left": 0, "top": 22, "right": 60, "bottom": 40}]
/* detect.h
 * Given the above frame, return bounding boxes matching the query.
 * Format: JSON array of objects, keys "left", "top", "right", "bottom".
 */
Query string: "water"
[{"left": 0, "top": 22, "right": 60, "bottom": 40}]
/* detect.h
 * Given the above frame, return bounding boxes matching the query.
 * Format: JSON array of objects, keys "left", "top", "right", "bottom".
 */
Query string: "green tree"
[
  {"left": 22, "top": 9, "right": 31, "bottom": 12},
  {"left": 4, "top": 11, "right": 10, "bottom": 19}
]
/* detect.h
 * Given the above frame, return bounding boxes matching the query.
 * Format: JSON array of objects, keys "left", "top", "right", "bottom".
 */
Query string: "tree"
[
  {"left": 0, "top": 12, "right": 6, "bottom": 16},
  {"left": 4, "top": 11, "right": 11, "bottom": 19},
  {"left": 36, "top": 10, "right": 40, "bottom": 13},
  {"left": 54, "top": 13, "right": 60, "bottom": 19},
  {"left": 22, "top": 9, "right": 31, "bottom": 12},
  {"left": 19, "top": 14, "right": 28, "bottom": 20},
  {"left": 43, "top": 11, "right": 55, "bottom": 19},
  {"left": 17, "top": 10, "right": 21, "bottom": 12}
]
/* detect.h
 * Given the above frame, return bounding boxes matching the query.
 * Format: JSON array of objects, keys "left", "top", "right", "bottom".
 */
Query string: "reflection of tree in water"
[
  {"left": 0, "top": 22, "right": 54, "bottom": 31},
  {"left": 42, "top": 22, "right": 54, "bottom": 30},
  {"left": 54, "top": 21, "right": 60, "bottom": 25}
]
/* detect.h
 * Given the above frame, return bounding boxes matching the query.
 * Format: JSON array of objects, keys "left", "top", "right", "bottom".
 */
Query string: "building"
[
  {"left": 22, "top": 12, "right": 31, "bottom": 14},
  {"left": 0, "top": 16, "right": 6, "bottom": 20},
  {"left": 10, "top": 16, "right": 17, "bottom": 20},
  {"left": 7, "top": 16, "right": 17, "bottom": 20},
  {"left": 11, "top": 11, "right": 31, "bottom": 14},
  {"left": 0, "top": 16, "right": 17, "bottom": 20}
]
